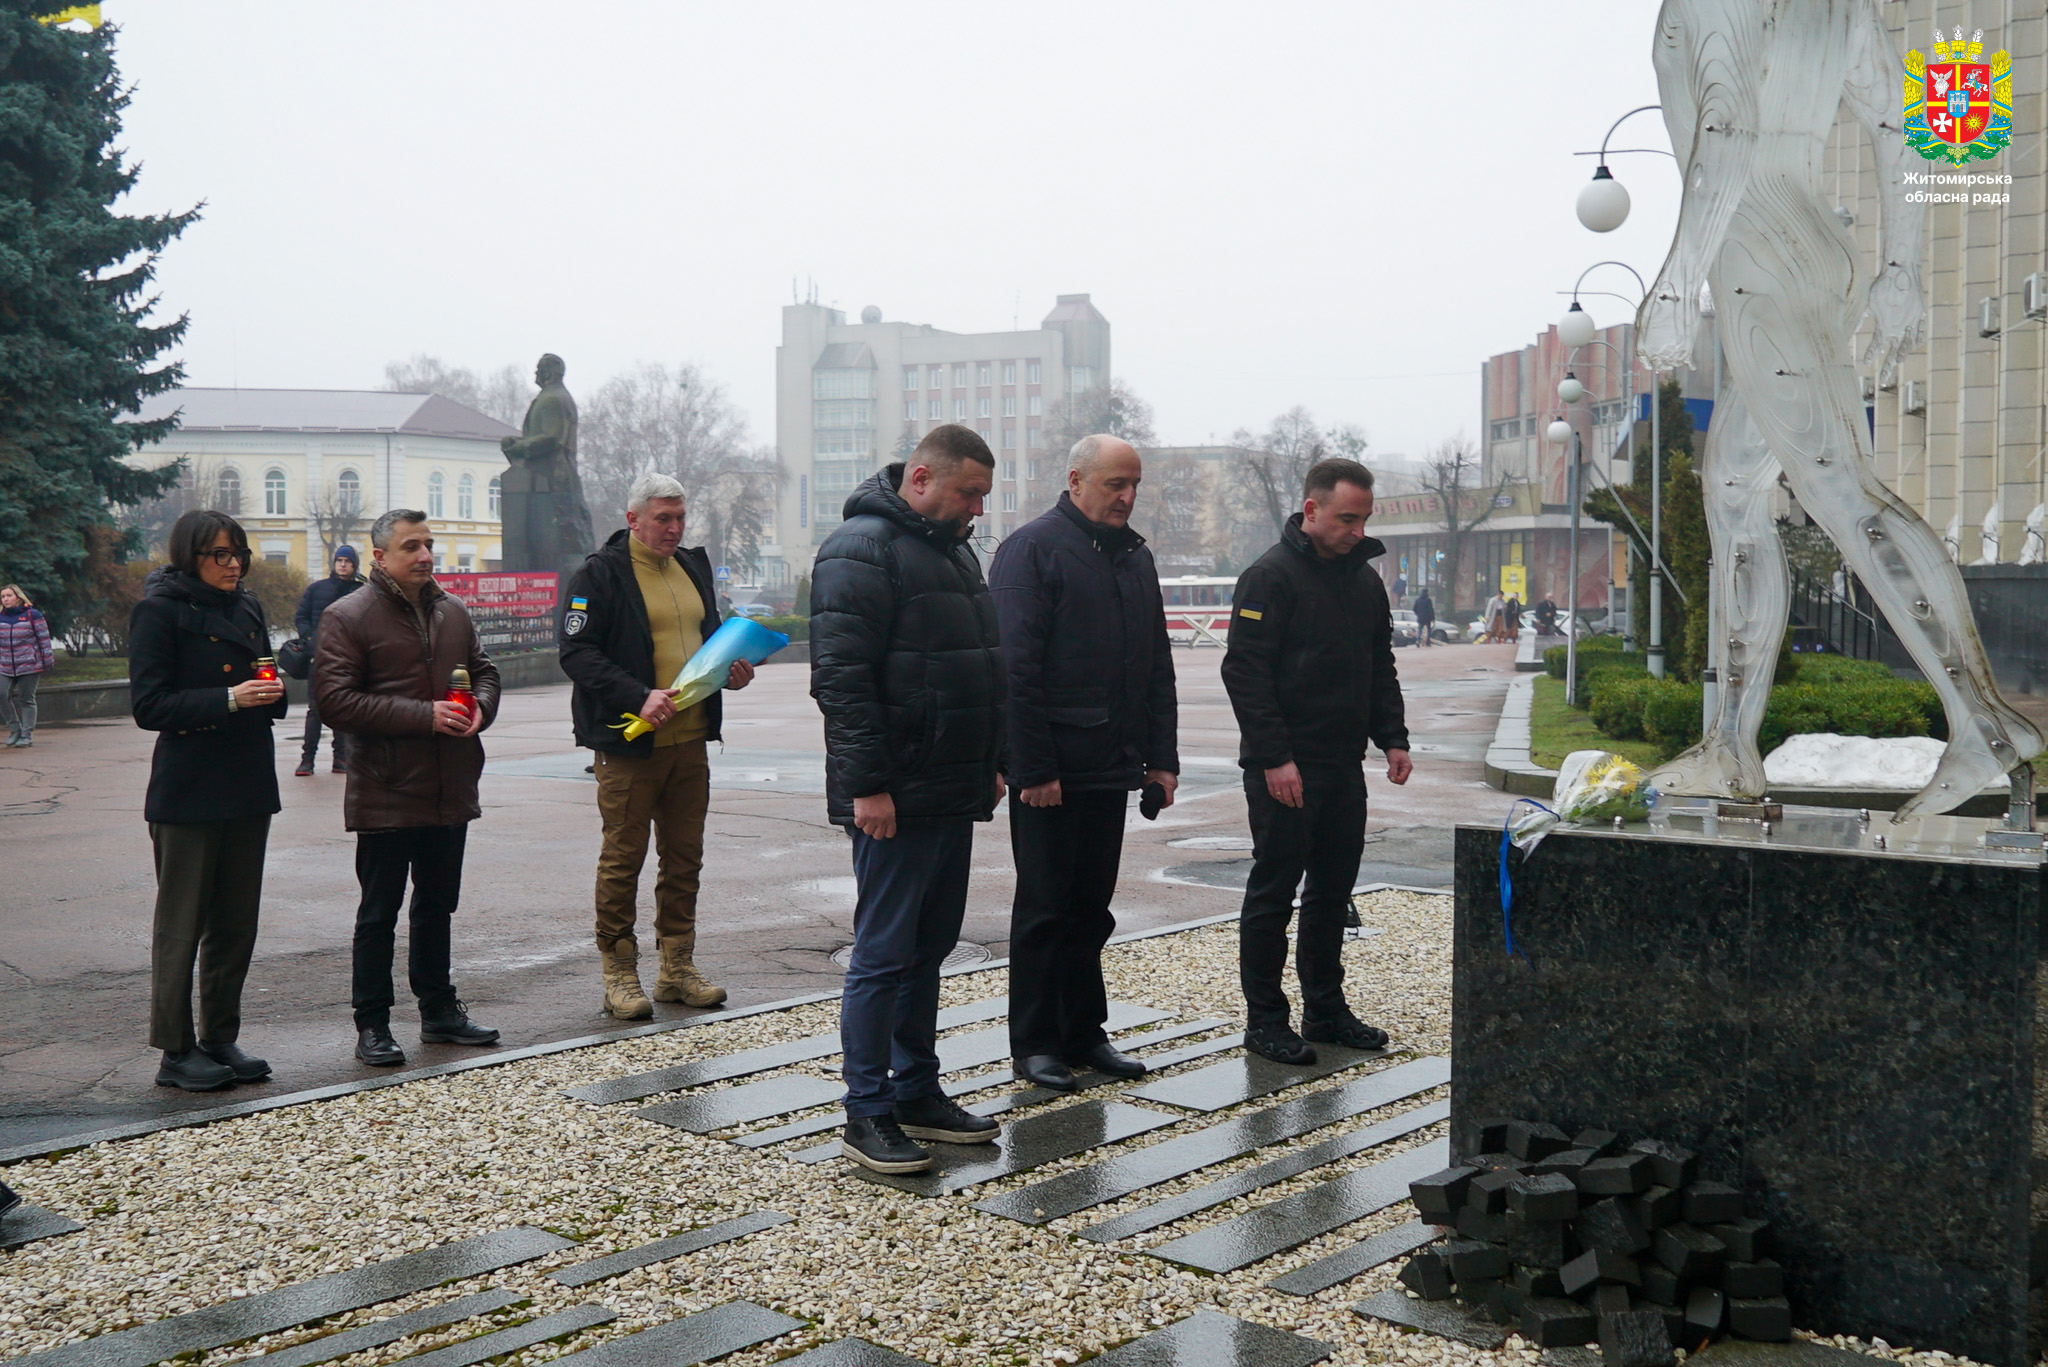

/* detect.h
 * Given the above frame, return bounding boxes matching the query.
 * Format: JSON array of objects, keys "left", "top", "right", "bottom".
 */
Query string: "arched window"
[
  {"left": 263, "top": 467, "right": 287, "bottom": 516},
  {"left": 427, "top": 470, "right": 445, "bottom": 518},
  {"left": 216, "top": 466, "right": 242, "bottom": 515},
  {"left": 457, "top": 472, "right": 474, "bottom": 520},
  {"left": 488, "top": 475, "right": 501, "bottom": 518},
  {"left": 336, "top": 468, "right": 362, "bottom": 513}
]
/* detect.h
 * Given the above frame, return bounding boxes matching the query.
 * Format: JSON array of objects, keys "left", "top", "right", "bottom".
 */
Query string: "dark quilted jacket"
[{"left": 809, "top": 464, "right": 1005, "bottom": 827}]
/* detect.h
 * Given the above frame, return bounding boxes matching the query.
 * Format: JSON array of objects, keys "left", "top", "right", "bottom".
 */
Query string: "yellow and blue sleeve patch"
[{"left": 1238, "top": 601, "right": 1265, "bottom": 621}]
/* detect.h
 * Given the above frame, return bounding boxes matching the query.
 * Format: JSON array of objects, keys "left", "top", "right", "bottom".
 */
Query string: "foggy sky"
[{"left": 113, "top": 1, "right": 1680, "bottom": 460}]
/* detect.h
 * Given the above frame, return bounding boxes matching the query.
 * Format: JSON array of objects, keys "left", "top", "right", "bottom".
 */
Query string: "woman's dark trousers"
[{"left": 149, "top": 815, "right": 271, "bottom": 1052}]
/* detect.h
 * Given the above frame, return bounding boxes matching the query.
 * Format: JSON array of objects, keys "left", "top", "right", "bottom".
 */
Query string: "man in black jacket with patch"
[
  {"left": 811, "top": 424, "right": 1006, "bottom": 1174},
  {"left": 558, "top": 473, "right": 754, "bottom": 1022},
  {"left": 1222, "top": 457, "right": 1412, "bottom": 1065},
  {"left": 990, "top": 434, "right": 1178, "bottom": 1092}
]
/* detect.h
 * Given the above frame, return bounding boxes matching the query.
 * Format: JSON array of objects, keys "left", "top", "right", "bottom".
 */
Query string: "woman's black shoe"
[
  {"left": 355, "top": 1027, "right": 406, "bottom": 1067},
  {"left": 1244, "top": 1024, "right": 1317, "bottom": 1066},
  {"left": 1066, "top": 1042, "right": 1147, "bottom": 1078},
  {"left": 197, "top": 1040, "right": 272, "bottom": 1082},
  {"left": 1012, "top": 1054, "right": 1078, "bottom": 1091},
  {"left": 156, "top": 1049, "right": 236, "bottom": 1091},
  {"left": 841, "top": 1116, "right": 931, "bottom": 1173}
]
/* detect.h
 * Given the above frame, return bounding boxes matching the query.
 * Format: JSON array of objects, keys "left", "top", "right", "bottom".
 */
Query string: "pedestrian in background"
[
  {"left": 315, "top": 509, "right": 501, "bottom": 1069},
  {"left": 1222, "top": 458, "right": 1411, "bottom": 1065},
  {"left": 293, "top": 545, "right": 366, "bottom": 776},
  {"left": 811, "top": 424, "right": 1007, "bottom": 1174},
  {"left": 1412, "top": 588, "right": 1435, "bottom": 648},
  {"left": 990, "top": 434, "right": 1177, "bottom": 1093},
  {"left": 128, "top": 511, "right": 287, "bottom": 1091},
  {"left": 558, "top": 472, "right": 754, "bottom": 1020},
  {"left": 0, "top": 583, "right": 53, "bottom": 748}
]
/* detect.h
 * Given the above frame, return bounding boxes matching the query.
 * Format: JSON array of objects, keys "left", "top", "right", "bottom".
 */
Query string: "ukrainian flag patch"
[
  {"left": 569, "top": 597, "right": 588, "bottom": 610},
  {"left": 1239, "top": 602, "right": 1264, "bottom": 621}
]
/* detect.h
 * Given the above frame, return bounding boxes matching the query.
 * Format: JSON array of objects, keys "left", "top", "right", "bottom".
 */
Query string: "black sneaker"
[
  {"left": 155, "top": 1048, "right": 236, "bottom": 1091},
  {"left": 294, "top": 757, "right": 314, "bottom": 777},
  {"left": 355, "top": 1026, "right": 406, "bottom": 1067},
  {"left": 197, "top": 1040, "right": 273, "bottom": 1081},
  {"left": 894, "top": 1093, "right": 999, "bottom": 1145},
  {"left": 420, "top": 1001, "right": 500, "bottom": 1045},
  {"left": 1245, "top": 1023, "right": 1317, "bottom": 1066},
  {"left": 842, "top": 1115, "right": 931, "bottom": 1173},
  {"left": 1302, "top": 1014, "right": 1390, "bottom": 1051}
]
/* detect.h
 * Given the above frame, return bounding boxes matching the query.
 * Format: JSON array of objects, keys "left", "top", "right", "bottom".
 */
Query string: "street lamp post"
[{"left": 1546, "top": 417, "right": 1583, "bottom": 704}]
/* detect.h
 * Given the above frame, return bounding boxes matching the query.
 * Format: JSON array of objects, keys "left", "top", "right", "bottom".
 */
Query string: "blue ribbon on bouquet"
[{"left": 1497, "top": 798, "right": 1556, "bottom": 957}]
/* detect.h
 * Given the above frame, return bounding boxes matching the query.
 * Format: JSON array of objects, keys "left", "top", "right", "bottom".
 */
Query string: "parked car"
[{"left": 732, "top": 602, "right": 777, "bottom": 620}]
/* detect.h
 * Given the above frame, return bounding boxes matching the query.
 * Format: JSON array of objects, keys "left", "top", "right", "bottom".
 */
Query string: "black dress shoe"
[
  {"left": 0, "top": 1180, "right": 23, "bottom": 1219},
  {"left": 197, "top": 1040, "right": 272, "bottom": 1082},
  {"left": 1012, "top": 1054, "right": 1078, "bottom": 1091},
  {"left": 841, "top": 1116, "right": 931, "bottom": 1173},
  {"left": 1302, "top": 1014, "right": 1390, "bottom": 1051},
  {"left": 894, "top": 1093, "right": 999, "bottom": 1144},
  {"left": 156, "top": 1048, "right": 236, "bottom": 1091},
  {"left": 355, "top": 1026, "right": 406, "bottom": 1067},
  {"left": 419, "top": 1001, "right": 499, "bottom": 1045},
  {"left": 1067, "top": 1042, "right": 1147, "bottom": 1078},
  {"left": 1244, "top": 1024, "right": 1317, "bottom": 1066}
]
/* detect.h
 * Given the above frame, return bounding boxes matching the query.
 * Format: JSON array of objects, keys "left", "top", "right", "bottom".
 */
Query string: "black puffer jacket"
[
  {"left": 558, "top": 529, "right": 724, "bottom": 756},
  {"left": 295, "top": 572, "right": 365, "bottom": 643},
  {"left": 988, "top": 492, "right": 1177, "bottom": 792},
  {"left": 1221, "top": 515, "right": 1410, "bottom": 771},
  {"left": 128, "top": 569, "right": 288, "bottom": 825},
  {"left": 810, "top": 464, "right": 1005, "bottom": 827}
]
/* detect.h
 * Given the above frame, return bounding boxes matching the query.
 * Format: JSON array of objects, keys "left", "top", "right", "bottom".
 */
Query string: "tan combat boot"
[
  {"left": 599, "top": 935, "right": 654, "bottom": 1020},
  {"left": 653, "top": 934, "right": 727, "bottom": 1007}
]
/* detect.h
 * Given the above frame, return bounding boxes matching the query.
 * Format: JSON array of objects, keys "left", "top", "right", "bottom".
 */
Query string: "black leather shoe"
[
  {"left": 156, "top": 1048, "right": 236, "bottom": 1091},
  {"left": 1012, "top": 1054, "right": 1078, "bottom": 1091},
  {"left": 1302, "top": 1014, "right": 1390, "bottom": 1051},
  {"left": 893, "top": 1093, "right": 999, "bottom": 1144},
  {"left": 197, "top": 1040, "right": 272, "bottom": 1082},
  {"left": 355, "top": 1026, "right": 406, "bottom": 1067},
  {"left": 1244, "top": 1024, "right": 1317, "bottom": 1066},
  {"left": 1067, "top": 1042, "right": 1147, "bottom": 1078},
  {"left": 420, "top": 1001, "right": 499, "bottom": 1046},
  {"left": 0, "top": 1180, "right": 23, "bottom": 1219},
  {"left": 841, "top": 1116, "right": 931, "bottom": 1173}
]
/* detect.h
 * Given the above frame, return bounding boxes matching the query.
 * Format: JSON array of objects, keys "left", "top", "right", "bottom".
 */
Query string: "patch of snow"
[{"left": 1762, "top": 733, "right": 1945, "bottom": 789}]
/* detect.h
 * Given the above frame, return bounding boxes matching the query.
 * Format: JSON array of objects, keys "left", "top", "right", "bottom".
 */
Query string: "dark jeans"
[
  {"left": 352, "top": 823, "right": 467, "bottom": 1029},
  {"left": 2, "top": 671, "right": 38, "bottom": 737},
  {"left": 301, "top": 665, "right": 348, "bottom": 762},
  {"left": 839, "top": 819, "right": 973, "bottom": 1118},
  {"left": 1239, "top": 763, "right": 1367, "bottom": 1030},
  {"left": 148, "top": 815, "right": 271, "bottom": 1052},
  {"left": 1007, "top": 788, "right": 1127, "bottom": 1058}
]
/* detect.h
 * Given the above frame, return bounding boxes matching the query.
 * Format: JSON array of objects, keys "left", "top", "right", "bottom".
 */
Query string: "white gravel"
[{"left": 0, "top": 890, "right": 2000, "bottom": 1367}]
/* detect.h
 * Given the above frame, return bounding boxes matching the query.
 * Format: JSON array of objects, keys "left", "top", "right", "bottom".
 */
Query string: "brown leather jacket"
[{"left": 313, "top": 568, "right": 502, "bottom": 831}]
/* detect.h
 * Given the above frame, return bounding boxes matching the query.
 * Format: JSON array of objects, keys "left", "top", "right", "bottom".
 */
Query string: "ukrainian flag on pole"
[{"left": 37, "top": 5, "right": 102, "bottom": 28}]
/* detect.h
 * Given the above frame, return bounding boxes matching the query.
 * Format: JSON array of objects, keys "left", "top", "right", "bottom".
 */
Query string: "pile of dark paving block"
[{"left": 1398, "top": 1119, "right": 1789, "bottom": 1367}]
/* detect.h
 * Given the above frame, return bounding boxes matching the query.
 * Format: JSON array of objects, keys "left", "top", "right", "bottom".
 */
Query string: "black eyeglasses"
[{"left": 205, "top": 547, "right": 252, "bottom": 567}]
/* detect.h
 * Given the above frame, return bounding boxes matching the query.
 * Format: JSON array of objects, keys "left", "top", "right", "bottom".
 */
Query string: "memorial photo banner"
[{"left": 438, "top": 572, "right": 558, "bottom": 652}]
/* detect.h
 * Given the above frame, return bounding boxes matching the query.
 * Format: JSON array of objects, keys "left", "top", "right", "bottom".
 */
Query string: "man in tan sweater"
[{"left": 558, "top": 473, "right": 756, "bottom": 1017}]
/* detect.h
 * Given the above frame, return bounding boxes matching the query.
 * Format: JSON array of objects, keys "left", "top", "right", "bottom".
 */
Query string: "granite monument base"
[{"left": 1452, "top": 806, "right": 2047, "bottom": 1366}]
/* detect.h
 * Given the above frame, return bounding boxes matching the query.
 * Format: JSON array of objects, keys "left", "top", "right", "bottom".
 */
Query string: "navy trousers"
[{"left": 839, "top": 819, "right": 973, "bottom": 1118}]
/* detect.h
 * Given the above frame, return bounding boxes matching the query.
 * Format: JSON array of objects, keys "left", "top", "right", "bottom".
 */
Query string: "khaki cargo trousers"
[{"left": 593, "top": 739, "right": 710, "bottom": 952}]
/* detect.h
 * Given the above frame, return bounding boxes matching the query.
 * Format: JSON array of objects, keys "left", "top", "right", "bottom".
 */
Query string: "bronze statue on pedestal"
[{"left": 499, "top": 353, "right": 594, "bottom": 576}]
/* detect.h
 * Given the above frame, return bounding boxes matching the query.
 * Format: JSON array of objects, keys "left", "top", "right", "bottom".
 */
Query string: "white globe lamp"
[
  {"left": 1558, "top": 302, "right": 1597, "bottom": 350},
  {"left": 1557, "top": 372, "right": 1586, "bottom": 405},
  {"left": 1576, "top": 165, "right": 1631, "bottom": 232},
  {"left": 1546, "top": 418, "right": 1574, "bottom": 445}
]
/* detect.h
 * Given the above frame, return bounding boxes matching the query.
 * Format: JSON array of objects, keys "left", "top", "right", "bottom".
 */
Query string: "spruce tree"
[{"left": 0, "top": 6, "right": 196, "bottom": 632}]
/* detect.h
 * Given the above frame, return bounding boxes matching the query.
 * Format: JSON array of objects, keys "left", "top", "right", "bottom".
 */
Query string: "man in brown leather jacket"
[{"left": 314, "top": 508, "right": 503, "bottom": 1068}]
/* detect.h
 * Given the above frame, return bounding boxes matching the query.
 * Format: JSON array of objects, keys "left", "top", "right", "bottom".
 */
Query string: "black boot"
[
  {"left": 893, "top": 1093, "right": 998, "bottom": 1144},
  {"left": 156, "top": 1048, "right": 236, "bottom": 1091},
  {"left": 1245, "top": 1023, "right": 1317, "bottom": 1066},
  {"left": 1302, "top": 1013, "right": 1390, "bottom": 1051},
  {"left": 355, "top": 1026, "right": 406, "bottom": 1067},
  {"left": 197, "top": 1040, "right": 272, "bottom": 1081},
  {"left": 1067, "top": 1042, "right": 1147, "bottom": 1078},
  {"left": 1012, "top": 1054, "right": 1078, "bottom": 1091},
  {"left": 420, "top": 1000, "right": 499, "bottom": 1046},
  {"left": 841, "top": 1115, "right": 931, "bottom": 1173}
]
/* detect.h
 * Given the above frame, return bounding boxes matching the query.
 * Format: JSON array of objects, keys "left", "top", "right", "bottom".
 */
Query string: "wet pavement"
[{"left": 0, "top": 640, "right": 1522, "bottom": 1149}]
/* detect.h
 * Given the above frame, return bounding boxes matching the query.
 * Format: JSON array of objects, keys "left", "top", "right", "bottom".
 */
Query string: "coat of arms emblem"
[{"left": 1904, "top": 27, "right": 2011, "bottom": 164}]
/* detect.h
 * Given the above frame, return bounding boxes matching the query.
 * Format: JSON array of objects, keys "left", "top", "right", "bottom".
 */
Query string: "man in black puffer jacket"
[
  {"left": 293, "top": 545, "right": 366, "bottom": 775},
  {"left": 989, "top": 435, "right": 1178, "bottom": 1093},
  {"left": 811, "top": 424, "right": 1007, "bottom": 1174}
]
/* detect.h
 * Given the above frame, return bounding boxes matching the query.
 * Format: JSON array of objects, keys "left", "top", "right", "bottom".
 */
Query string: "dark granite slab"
[
  {"left": 857, "top": 1100, "right": 1179, "bottom": 1195},
  {"left": 772, "top": 1339, "right": 933, "bottom": 1366},
  {"left": 1091, "top": 1310, "right": 1332, "bottom": 1366},
  {"left": 1352, "top": 1289, "right": 1509, "bottom": 1349},
  {"left": 548, "top": 1211, "right": 795, "bottom": 1286},
  {"left": 566, "top": 998, "right": 1010, "bottom": 1105},
  {"left": 1454, "top": 818, "right": 2048, "bottom": 1367},
  {"left": 1145, "top": 1137, "right": 1450, "bottom": 1273},
  {"left": 10, "top": 1226, "right": 575, "bottom": 1367},
  {"left": 389, "top": 1304, "right": 616, "bottom": 1367},
  {"left": 252, "top": 1292, "right": 523, "bottom": 1367},
  {"left": 979, "top": 1056, "right": 1450, "bottom": 1225},
  {"left": 633, "top": 1076, "right": 846, "bottom": 1133},
  {"left": 1538, "top": 1347, "right": 1602, "bottom": 1367},
  {"left": 549, "top": 1300, "right": 802, "bottom": 1366},
  {"left": 926, "top": 1002, "right": 1172, "bottom": 1076},
  {"left": 1690, "top": 1341, "right": 1882, "bottom": 1367},
  {"left": 1266, "top": 1218, "right": 1445, "bottom": 1296},
  {"left": 0, "top": 1203, "right": 83, "bottom": 1251},
  {"left": 1080, "top": 1099, "right": 1449, "bottom": 1243},
  {"left": 1124, "top": 1044, "right": 1383, "bottom": 1112}
]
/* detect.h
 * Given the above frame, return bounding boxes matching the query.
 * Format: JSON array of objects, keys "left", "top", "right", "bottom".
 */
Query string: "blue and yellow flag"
[{"left": 38, "top": 5, "right": 103, "bottom": 28}]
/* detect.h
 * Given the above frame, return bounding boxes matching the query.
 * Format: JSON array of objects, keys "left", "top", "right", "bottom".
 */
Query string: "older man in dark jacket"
[
  {"left": 315, "top": 509, "right": 502, "bottom": 1069},
  {"left": 1222, "top": 457, "right": 1411, "bottom": 1066},
  {"left": 989, "top": 435, "right": 1178, "bottom": 1091},
  {"left": 810, "top": 424, "right": 1006, "bottom": 1174}
]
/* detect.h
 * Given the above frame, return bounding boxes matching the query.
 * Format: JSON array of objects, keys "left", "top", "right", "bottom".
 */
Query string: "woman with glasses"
[{"left": 127, "top": 510, "right": 288, "bottom": 1091}]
